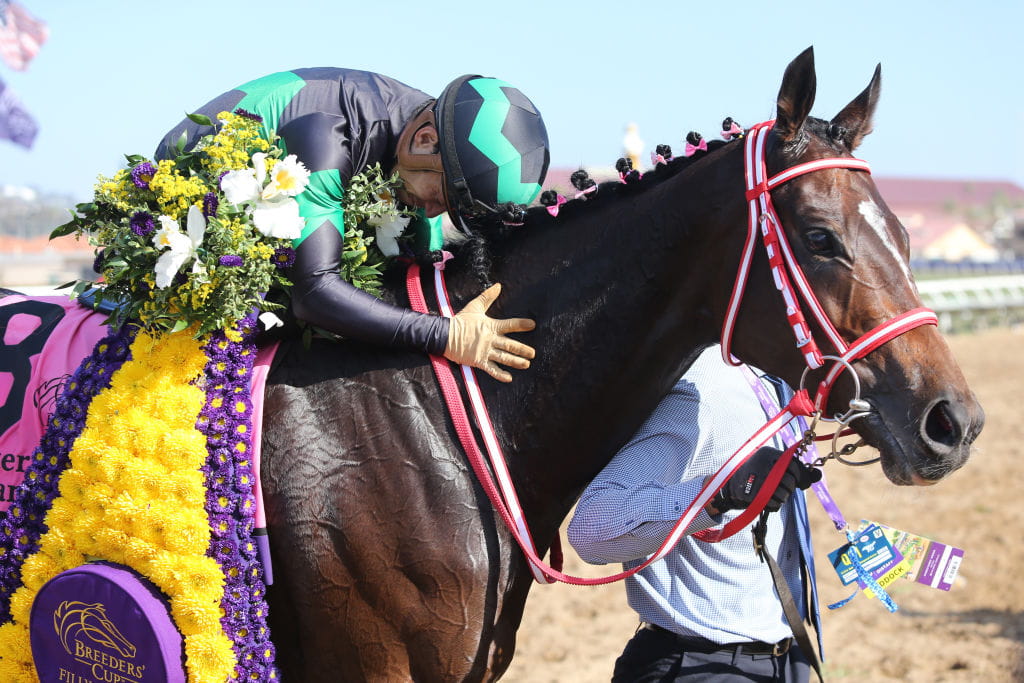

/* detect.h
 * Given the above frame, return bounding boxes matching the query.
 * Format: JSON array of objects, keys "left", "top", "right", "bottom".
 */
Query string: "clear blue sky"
[{"left": 1, "top": 0, "right": 1021, "bottom": 202}]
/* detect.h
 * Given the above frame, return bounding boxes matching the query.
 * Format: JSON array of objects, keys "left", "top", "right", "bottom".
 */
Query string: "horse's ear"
[
  {"left": 830, "top": 63, "right": 882, "bottom": 151},
  {"left": 774, "top": 46, "right": 817, "bottom": 143}
]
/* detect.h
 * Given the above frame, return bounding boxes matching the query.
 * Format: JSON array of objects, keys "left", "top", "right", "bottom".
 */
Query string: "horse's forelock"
[{"left": 783, "top": 116, "right": 852, "bottom": 159}]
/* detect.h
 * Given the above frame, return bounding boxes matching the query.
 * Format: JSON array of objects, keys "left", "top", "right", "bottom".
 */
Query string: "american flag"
[
  {"left": 0, "top": 74, "right": 38, "bottom": 148},
  {"left": 0, "top": 1, "right": 48, "bottom": 71}
]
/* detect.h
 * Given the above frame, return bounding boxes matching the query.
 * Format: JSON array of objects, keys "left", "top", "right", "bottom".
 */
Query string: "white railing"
[{"left": 916, "top": 275, "right": 1024, "bottom": 333}]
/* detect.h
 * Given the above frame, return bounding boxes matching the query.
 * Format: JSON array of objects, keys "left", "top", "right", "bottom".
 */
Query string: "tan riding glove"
[{"left": 445, "top": 283, "right": 536, "bottom": 383}]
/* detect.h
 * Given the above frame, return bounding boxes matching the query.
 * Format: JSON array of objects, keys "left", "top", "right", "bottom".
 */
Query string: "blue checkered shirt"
[{"left": 567, "top": 346, "right": 813, "bottom": 645}]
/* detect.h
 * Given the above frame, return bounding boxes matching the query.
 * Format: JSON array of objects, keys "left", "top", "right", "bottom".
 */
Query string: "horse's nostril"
[{"left": 923, "top": 400, "right": 959, "bottom": 449}]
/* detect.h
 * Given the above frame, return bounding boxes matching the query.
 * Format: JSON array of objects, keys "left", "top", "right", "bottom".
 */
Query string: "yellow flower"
[
  {"left": 56, "top": 468, "right": 90, "bottom": 503},
  {"left": 150, "top": 160, "right": 205, "bottom": 216},
  {"left": 165, "top": 469, "right": 206, "bottom": 503},
  {"left": 0, "top": 622, "right": 35, "bottom": 682},
  {"left": 122, "top": 537, "right": 160, "bottom": 567},
  {"left": 18, "top": 552, "right": 58, "bottom": 592},
  {"left": 182, "top": 632, "right": 238, "bottom": 683},
  {"left": 172, "top": 593, "right": 223, "bottom": 634},
  {"left": 7, "top": 589, "right": 33, "bottom": 627}
]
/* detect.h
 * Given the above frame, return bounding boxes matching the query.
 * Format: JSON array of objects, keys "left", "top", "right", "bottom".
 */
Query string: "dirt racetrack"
[{"left": 505, "top": 327, "right": 1024, "bottom": 683}]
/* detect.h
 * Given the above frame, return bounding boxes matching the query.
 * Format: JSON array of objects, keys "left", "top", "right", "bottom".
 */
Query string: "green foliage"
[{"left": 338, "top": 163, "right": 415, "bottom": 297}]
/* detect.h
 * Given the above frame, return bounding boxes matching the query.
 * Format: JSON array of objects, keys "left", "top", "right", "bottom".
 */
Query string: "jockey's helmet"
[{"left": 434, "top": 75, "right": 549, "bottom": 228}]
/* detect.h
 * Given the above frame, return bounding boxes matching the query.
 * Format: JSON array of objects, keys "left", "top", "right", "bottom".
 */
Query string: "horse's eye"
[{"left": 803, "top": 229, "right": 836, "bottom": 256}]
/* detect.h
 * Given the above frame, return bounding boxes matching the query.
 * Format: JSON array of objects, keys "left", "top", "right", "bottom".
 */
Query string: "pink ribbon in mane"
[
  {"left": 546, "top": 194, "right": 567, "bottom": 216},
  {"left": 684, "top": 138, "right": 708, "bottom": 156}
]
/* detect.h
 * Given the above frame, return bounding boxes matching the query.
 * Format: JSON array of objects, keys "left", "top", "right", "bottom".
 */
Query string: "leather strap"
[{"left": 753, "top": 512, "right": 824, "bottom": 682}]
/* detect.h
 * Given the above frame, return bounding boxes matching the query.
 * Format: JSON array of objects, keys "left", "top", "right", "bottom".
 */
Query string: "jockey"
[{"left": 155, "top": 68, "right": 550, "bottom": 382}]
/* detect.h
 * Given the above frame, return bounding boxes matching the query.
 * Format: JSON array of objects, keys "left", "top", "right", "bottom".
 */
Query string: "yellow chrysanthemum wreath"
[{"left": 0, "top": 330, "right": 235, "bottom": 683}]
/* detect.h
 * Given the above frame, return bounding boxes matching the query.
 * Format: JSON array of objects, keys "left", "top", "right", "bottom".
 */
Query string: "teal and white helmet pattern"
[{"left": 434, "top": 75, "right": 550, "bottom": 225}]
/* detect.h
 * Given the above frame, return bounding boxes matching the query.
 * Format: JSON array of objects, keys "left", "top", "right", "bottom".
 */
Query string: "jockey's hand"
[
  {"left": 709, "top": 447, "right": 822, "bottom": 514},
  {"left": 445, "top": 283, "right": 536, "bottom": 383}
]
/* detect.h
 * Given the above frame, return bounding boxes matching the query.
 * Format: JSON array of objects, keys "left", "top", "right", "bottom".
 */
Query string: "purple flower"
[
  {"left": 130, "top": 162, "right": 157, "bottom": 189},
  {"left": 216, "top": 553, "right": 246, "bottom": 578},
  {"left": 236, "top": 515, "right": 254, "bottom": 539},
  {"left": 209, "top": 514, "right": 237, "bottom": 540},
  {"left": 214, "top": 538, "right": 240, "bottom": 559},
  {"left": 219, "top": 254, "right": 244, "bottom": 267},
  {"left": 195, "top": 329, "right": 277, "bottom": 675},
  {"left": 205, "top": 430, "right": 229, "bottom": 450},
  {"left": 234, "top": 108, "right": 263, "bottom": 123},
  {"left": 255, "top": 641, "right": 276, "bottom": 665},
  {"left": 130, "top": 211, "right": 155, "bottom": 237},
  {"left": 244, "top": 662, "right": 270, "bottom": 681},
  {"left": 272, "top": 247, "right": 295, "bottom": 269},
  {"left": 195, "top": 412, "right": 212, "bottom": 432},
  {"left": 203, "top": 191, "right": 219, "bottom": 217}
]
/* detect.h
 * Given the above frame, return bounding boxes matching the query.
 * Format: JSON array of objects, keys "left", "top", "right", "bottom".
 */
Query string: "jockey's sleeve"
[{"left": 289, "top": 219, "right": 449, "bottom": 355}]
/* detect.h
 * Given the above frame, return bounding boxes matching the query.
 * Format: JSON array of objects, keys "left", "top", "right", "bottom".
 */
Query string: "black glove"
[{"left": 711, "top": 446, "right": 822, "bottom": 514}]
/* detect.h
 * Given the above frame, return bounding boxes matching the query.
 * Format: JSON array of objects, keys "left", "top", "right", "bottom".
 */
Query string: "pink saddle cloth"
[{"left": 0, "top": 295, "right": 108, "bottom": 512}]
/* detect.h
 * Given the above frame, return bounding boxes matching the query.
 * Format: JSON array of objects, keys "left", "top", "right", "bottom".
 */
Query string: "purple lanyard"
[
  {"left": 740, "top": 365, "right": 849, "bottom": 532},
  {"left": 741, "top": 365, "right": 900, "bottom": 612}
]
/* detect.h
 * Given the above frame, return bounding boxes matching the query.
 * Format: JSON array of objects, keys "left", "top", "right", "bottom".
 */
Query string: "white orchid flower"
[
  {"left": 220, "top": 152, "right": 270, "bottom": 205},
  {"left": 252, "top": 197, "right": 304, "bottom": 239},
  {"left": 221, "top": 168, "right": 261, "bottom": 205},
  {"left": 259, "top": 311, "right": 284, "bottom": 330},
  {"left": 153, "top": 215, "right": 181, "bottom": 249},
  {"left": 252, "top": 152, "right": 268, "bottom": 184},
  {"left": 153, "top": 206, "right": 207, "bottom": 288},
  {"left": 370, "top": 213, "right": 412, "bottom": 257},
  {"left": 261, "top": 155, "right": 310, "bottom": 200}
]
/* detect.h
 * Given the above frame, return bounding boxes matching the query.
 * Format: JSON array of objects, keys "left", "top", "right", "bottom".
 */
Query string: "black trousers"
[{"left": 611, "top": 625, "right": 811, "bottom": 683}]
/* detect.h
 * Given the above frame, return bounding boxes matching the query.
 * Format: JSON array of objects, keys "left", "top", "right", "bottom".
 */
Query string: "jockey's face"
[
  {"left": 395, "top": 123, "right": 447, "bottom": 218},
  {"left": 397, "top": 170, "right": 446, "bottom": 217}
]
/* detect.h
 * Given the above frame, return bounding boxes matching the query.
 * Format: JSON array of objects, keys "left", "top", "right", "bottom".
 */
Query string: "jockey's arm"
[{"left": 288, "top": 220, "right": 449, "bottom": 354}]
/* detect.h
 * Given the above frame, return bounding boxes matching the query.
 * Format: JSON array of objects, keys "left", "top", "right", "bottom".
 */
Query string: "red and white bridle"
[{"left": 720, "top": 120, "right": 937, "bottom": 416}]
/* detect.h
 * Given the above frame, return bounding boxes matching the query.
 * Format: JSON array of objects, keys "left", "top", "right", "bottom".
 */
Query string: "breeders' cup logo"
[{"left": 54, "top": 600, "right": 145, "bottom": 681}]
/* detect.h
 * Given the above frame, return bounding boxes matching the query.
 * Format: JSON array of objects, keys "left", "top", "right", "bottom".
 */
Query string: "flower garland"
[
  {"left": 197, "top": 315, "right": 278, "bottom": 681},
  {"left": 338, "top": 162, "right": 415, "bottom": 297},
  {"left": 0, "top": 317, "right": 278, "bottom": 682},
  {"left": 55, "top": 112, "right": 415, "bottom": 336}
]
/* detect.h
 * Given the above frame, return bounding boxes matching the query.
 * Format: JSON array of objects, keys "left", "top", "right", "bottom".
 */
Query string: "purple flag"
[{"left": 0, "top": 74, "right": 38, "bottom": 149}]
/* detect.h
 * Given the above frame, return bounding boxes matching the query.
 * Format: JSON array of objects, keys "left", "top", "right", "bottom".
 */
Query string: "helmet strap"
[{"left": 435, "top": 75, "right": 483, "bottom": 220}]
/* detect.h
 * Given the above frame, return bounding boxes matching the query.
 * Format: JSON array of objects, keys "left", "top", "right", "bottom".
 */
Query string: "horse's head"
[{"left": 731, "top": 47, "right": 984, "bottom": 485}]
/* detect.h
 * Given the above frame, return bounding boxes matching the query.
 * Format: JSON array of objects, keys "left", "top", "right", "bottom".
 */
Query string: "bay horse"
[{"left": 259, "top": 46, "right": 983, "bottom": 681}]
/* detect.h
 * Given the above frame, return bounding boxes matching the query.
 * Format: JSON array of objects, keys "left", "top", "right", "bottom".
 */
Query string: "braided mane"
[
  {"left": 424, "top": 134, "right": 737, "bottom": 287},
  {"left": 518, "top": 137, "right": 733, "bottom": 232}
]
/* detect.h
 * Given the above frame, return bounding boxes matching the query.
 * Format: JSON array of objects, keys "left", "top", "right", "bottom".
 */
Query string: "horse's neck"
[{"left": 481, "top": 145, "right": 748, "bottom": 532}]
